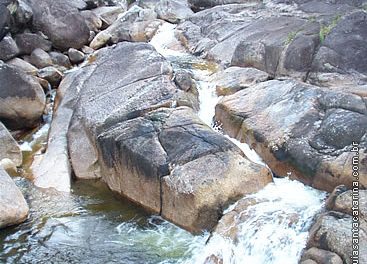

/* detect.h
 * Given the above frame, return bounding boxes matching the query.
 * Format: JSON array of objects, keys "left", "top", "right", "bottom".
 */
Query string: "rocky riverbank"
[{"left": 0, "top": 0, "right": 366, "bottom": 263}]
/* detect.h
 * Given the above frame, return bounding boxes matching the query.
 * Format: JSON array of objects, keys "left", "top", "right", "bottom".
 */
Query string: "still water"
[{"left": 0, "top": 179, "right": 207, "bottom": 263}]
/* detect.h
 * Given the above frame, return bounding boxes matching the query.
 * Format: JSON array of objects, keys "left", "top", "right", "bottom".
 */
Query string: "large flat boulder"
[
  {"left": 0, "top": 122, "right": 22, "bottom": 167},
  {"left": 67, "top": 42, "right": 272, "bottom": 232},
  {"left": 216, "top": 79, "right": 367, "bottom": 192},
  {"left": 0, "top": 167, "right": 29, "bottom": 229},
  {"left": 31, "top": 71, "right": 83, "bottom": 193},
  {"left": 177, "top": 1, "right": 367, "bottom": 85},
  {"left": 177, "top": 3, "right": 320, "bottom": 79},
  {"left": 24, "top": 0, "right": 90, "bottom": 50},
  {"left": 0, "top": 61, "right": 46, "bottom": 129}
]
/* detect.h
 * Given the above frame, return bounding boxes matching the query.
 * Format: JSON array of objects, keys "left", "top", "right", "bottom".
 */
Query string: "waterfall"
[{"left": 150, "top": 23, "right": 327, "bottom": 264}]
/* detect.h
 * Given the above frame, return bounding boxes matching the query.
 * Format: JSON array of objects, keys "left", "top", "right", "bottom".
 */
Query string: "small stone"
[
  {"left": 49, "top": 51, "right": 72, "bottom": 68},
  {"left": 30, "top": 48, "right": 53, "bottom": 68},
  {"left": 7, "top": 57, "right": 38, "bottom": 75},
  {"left": 210, "top": 67, "right": 270, "bottom": 96},
  {"left": 81, "top": 45, "right": 94, "bottom": 54},
  {"left": 15, "top": 32, "right": 52, "bottom": 55},
  {"left": 174, "top": 70, "right": 196, "bottom": 93},
  {"left": 92, "top": 6, "right": 125, "bottom": 26},
  {"left": 301, "top": 247, "right": 343, "bottom": 264},
  {"left": 68, "top": 48, "right": 85, "bottom": 64},
  {"left": 80, "top": 10, "right": 102, "bottom": 32},
  {"left": 88, "top": 30, "right": 96, "bottom": 43},
  {"left": 37, "top": 66, "right": 63, "bottom": 86},
  {"left": 14, "top": 0, "right": 33, "bottom": 25},
  {"left": 36, "top": 77, "right": 50, "bottom": 90},
  {"left": 0, "top": 35, "right": 19, "bottom": 61}
]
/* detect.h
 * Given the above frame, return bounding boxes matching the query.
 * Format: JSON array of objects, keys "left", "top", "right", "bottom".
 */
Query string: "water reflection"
[{"left": 0, "top": 179, "right": 207, "bottom": 264}]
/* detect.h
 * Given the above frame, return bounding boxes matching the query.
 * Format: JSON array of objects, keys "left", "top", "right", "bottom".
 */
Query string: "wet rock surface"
[
  {"left": 0, "top": 122, "right": 22, "bottom": 167},
  {"left": 0, "top": 167, "right": 29, "bottom": 229},
  {"left": 32, "top": 72, "right": 82, "bottom": 193}
]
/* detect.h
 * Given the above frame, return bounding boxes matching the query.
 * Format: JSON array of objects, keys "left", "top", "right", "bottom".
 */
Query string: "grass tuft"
[{"left": 319, "top": 14, "right": 341, "bottom": 43}]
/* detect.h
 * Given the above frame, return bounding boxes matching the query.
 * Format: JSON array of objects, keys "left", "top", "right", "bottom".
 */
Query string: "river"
[{"left": 0, "top": 23, "right": 326, "bottom": 264}]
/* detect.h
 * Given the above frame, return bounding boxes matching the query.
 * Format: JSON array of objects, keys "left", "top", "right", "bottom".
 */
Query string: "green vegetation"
[
  {"left": 285, "top": 30, "right": 300, "bottom": 45},
  {"left": 308, "top": 16, "right": 317, "bottom": 22},
  {"left": 319, "top": 14, "right": 341, "bottom": 43}
]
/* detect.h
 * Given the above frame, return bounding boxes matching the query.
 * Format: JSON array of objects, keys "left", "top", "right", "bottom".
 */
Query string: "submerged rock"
[
  {"left": 65, "top": 42, "right": 271, "bottom": 232},
  {"left": 0, "top": 61, "right": 45, "bottom": 129},
  {"left": 216, "top": 79, "right": 367, "bottom": 192},
  {"left": 0, "top": 167, "right": 29, "bottom": 229}
]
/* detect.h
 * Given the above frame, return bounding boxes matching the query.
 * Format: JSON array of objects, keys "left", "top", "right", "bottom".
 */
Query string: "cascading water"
[
  {"left": 0, "top": 21, "right": 328, "bottom": 264},
  {"left": 187, "top": 178, "right": 326, "bottom": 264},
  {"left": 150, "top": 23, "right": 327, "bottom": 264}
]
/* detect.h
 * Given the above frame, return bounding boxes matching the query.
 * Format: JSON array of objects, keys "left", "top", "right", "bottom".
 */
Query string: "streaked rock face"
[{"left": 216, "top": 79, "right": 367, "bottom": 192}]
